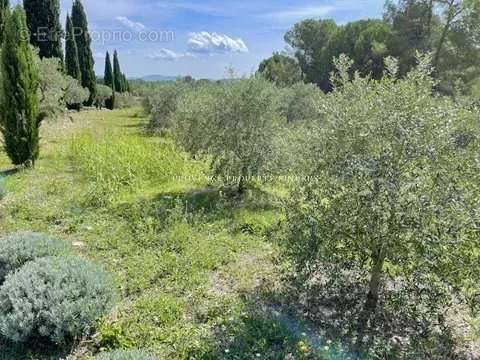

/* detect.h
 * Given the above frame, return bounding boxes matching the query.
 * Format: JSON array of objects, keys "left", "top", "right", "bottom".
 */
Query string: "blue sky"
[{"left": 19, "top": 0, "right": 387, "bottom": 78}]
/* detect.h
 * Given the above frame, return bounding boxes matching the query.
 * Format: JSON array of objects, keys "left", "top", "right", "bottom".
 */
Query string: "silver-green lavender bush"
[
  {"left": 0, "top": 232, "right": 70, "bottom": 283},
  {"left": 0, "top": 256, "right": 117, "bottom": 344}
]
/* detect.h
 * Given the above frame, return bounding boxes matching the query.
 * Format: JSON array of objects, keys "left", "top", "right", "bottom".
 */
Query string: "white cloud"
[
  {"left": 115, "top": 16, "right": 146, "bottom": 31},
  {"left": 148, "top": 48, "right": 192, "bottom": 61},
  {"left": 187, "top": 32, "right": 248, "bottom": 55},
  {"left": 263, "top": 6, "right": 335, "bottom": 23}
]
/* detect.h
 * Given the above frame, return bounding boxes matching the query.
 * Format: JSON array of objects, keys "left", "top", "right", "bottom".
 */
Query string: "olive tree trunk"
[
  {"left": 365, "top": 248, "right": 386, "bottom": 310},
  {"left": 356, "top": 246, "right": 386, "bottom": 339}
]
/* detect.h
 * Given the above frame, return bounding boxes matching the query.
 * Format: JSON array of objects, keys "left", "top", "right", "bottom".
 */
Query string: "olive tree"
[
  {"left": 64, "top": 75, "right": 89, "bottom": 111},
  {"left": 282, "top": 54, "right": 480, "bottom": 321},
  {"left": 143, "top": 81, "right": 188, "bottom": 131},
  {"left": 95, "top": 84, "right": 113, "bottom": 109},
  {"left": 279, "top": 82, "right": 322, "bottom": 123},
  {"left": 174, "top": 78, "right": 280, "bottom": 193},
  {"left": 36, "top": 56, "right": 67, "bottom": 118}
]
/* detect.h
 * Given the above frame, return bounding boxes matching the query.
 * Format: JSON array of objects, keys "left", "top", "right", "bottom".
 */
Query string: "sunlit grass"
[{"left": 0, "top": 108, "right": 322, "bottom": 359}]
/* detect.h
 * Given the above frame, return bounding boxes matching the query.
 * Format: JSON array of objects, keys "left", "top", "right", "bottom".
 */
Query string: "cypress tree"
[
  {"left": 113, "top": 50, "right": 124, "bottom": 93},
  {"left": 71, "top": 0, "right": 96, "bottom": 106},
  {"left": 23, "top": 0, "right": 63, "bottom": 60},
  {"left": 0, "top": 6, "right": 44, "bottom": 167},
  {"left": 65, "top": 14, "right": 80, "bottom": 81},
  {"left": 0, "top": 0, "right": 9, "bottom": 44},
  {"left": 104, "top": 51, "right": 115, "bottom": 110},
  {"left": 122, "top": 73, "right": 130, "bottom": 93}
]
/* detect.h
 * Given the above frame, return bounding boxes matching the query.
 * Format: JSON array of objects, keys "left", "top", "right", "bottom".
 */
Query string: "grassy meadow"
[{"left": 0, "top": 108, "right": 330, "bottom": 359}]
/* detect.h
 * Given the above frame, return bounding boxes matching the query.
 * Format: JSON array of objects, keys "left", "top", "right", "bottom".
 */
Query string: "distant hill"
[
  {"left": 135, "top": 75, "right": 178, "bottom": 82},
  {"left": 131, "top": 75, "right": 238, "bottom": 83}
]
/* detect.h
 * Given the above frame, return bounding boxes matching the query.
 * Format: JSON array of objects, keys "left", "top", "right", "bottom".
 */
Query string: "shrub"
[
  {"left": 0, "top": 232, "right": 69, "bottom": 283},
  {"left": 115, "top": 92, "right": 137, "bottom": 109},
  {"left": 0, "top": 256, "right": 116, "bottom": 344},
  {"left": 281, "top": 54, "right": 480, "bottom": 318},
  {"left": 174, "top": 78, "right": 280, "bottom": 193},
  {"left": 95, "top": 84, "right": 114, "bottom": 109},
  {"left": 143, "top": 82, "right": 188, "bottom": 131},
  {"left": 64, "top": 75, "right": 90, "bottom": 110},
  {"left": 95, "top": 349, "right": 157, "bottom": 360},
  {"left": 37, "top": 56, "right": 68, "bottom": 119},
  {"left": 279, "top": 82, "right": 322, "bottom": 123}
]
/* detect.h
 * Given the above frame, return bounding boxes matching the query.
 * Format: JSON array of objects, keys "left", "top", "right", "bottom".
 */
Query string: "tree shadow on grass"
[
  {"left": 119, "top": 123, "right": 145, "bottom": 129},
  {"left": 204, "top": 266, "right": 466, "bottom": 359},
  {"left": 202, "top": 300, "right": 333, "bottom": 360},
  {"left": 262, "top": 268, "right": 464, "bottom": 359},
  {"left": 0, "top": 167, "right": 20, "bottom": 177},
  {"left": 116, "top": 186, "right": 278, "bottom": 229}
]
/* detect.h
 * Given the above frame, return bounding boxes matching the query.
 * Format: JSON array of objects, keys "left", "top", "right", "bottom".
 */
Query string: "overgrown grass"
[{"left": 0, "top": 108, "right": 325, "bottom": 359}]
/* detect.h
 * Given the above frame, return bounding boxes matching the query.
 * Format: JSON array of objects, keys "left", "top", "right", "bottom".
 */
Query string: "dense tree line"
[
  {"left": 259, "top": 0, "right": 480, "bottom": 94},
  {"left": 23, "top": 0, "right": 63, "bottom": 60},
  {"left": 0, "top": 0, "right": 131, "bottom": 167}
]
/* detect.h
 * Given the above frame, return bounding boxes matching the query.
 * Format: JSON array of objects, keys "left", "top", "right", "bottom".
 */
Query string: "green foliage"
[
  {"left": 0, "top": 6, "right": 43, "bottom": 167},
  {"left": 257, "top": 52, "right": 302, "bottom": 87},
  {"left": 114, "top": 92, "right": 137, "bottom": 109},
  {"left": 0, "top": 0, "right": 8, "bottom": 44},
  {"left": 36, "top": 54, "right": 91, "bottom": 115},
  {"left": 64, "top": 75, "right": 89, "bottom": 109},
  {"left": 285, "top": 19, "right": 394, "bottom": 91},
  {"left": 174, "top": 78, "right": 280, "bottom": 192},
  {"left": 384, "top": 0, "right": 433, "bottom": 74},
  {"left": 95, "top": 349, "right": 158, "bottom": 360},
  {"left": 281, "top": 1, "right": 480, "bottom": 94},
  {"left": 71, "top": 0, "right": 96, "bottom": 105},
  {"left": 23, "top": 0, "right": 63, "bottom": 60},
  {"left": 36, "top": 56, "right": 67, "bottom": 118},
  {"left": 281, "top": 54, "right": 480, "bottom": 314},
  {"left": 65, "top": 13, "right": 81, "bottom": 81},
  {"left": 104, "top": 51, "right": 115, "bottom": 110},
  {"left": 0, "top": 231, "right": 70, "bottom": 283},
  {"left": 143, "top": 82, "right": 188, "bottom": 131},
  {"left": 279, "top": 82, "right": 322, "bottom": 123},
  {"left": 96, "top": 84, "right": 113, "bottom": 109},
  {"left": 0, "top": 256, "right": 116, "bottom": 344}
]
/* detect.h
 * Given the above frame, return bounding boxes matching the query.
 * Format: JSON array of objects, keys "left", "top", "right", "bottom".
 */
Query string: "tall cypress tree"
[
  {"left": 71, "top": 0, "right": 96, "bottom": 106},
  {"left": 0, "top": 6, "right": 44, "bottom": 167},
  {"left": 104, "top": 51, "right": 115, "bottom": 110},
  {"left": 23, "top": 0, "right": 63, "bottom": 60},
  {"left": 0, "top": 0, "right": 9, "bottom": 44},
  {"left": 113, "top": 50, "right": 124, "bottom": 93},
  {"left": 65, "top": 14, "right": 81, "bottom": 81}
]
